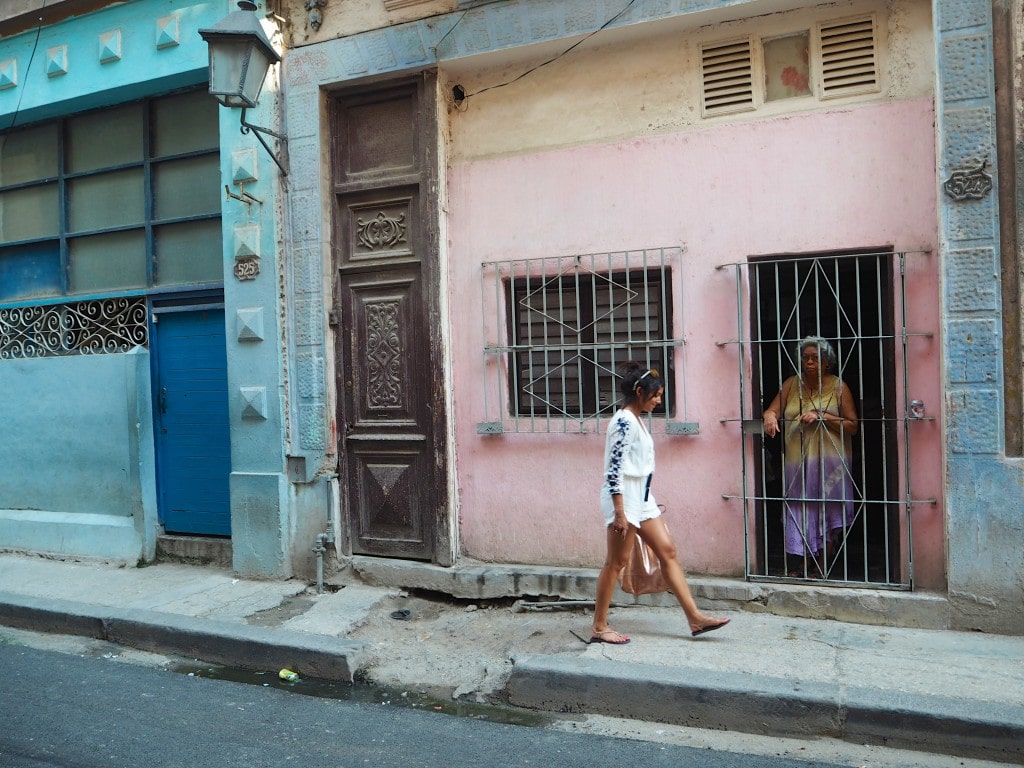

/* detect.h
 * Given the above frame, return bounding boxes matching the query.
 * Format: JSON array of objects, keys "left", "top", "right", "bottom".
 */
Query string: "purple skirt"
[{"left": 782, "top": 454, "right": 854, "bottom": 556}]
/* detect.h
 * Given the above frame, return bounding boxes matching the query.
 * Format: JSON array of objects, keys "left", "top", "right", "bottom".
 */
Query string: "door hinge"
[{"left": 328, "top": 309, "right": 340, "bottom": 327}]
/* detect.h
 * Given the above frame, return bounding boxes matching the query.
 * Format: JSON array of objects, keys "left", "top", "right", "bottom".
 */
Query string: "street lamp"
[{"left": 199, "top": 0, "right": 288, "bottom": 175}]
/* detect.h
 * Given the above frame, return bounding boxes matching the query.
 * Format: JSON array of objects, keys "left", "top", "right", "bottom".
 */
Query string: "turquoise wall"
[
  {"left": 0, "top": 0, "right": 289, "bottom": 568},
  {"left": 0, "top": 349, "right": 157, "bottom": 561},
  {"left": 0, "top": 0, "right": 227, "bottom": 129}
]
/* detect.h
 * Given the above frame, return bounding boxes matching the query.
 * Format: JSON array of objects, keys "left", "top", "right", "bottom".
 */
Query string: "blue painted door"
[{"left": 154, "top": 309, "right": 232, "bottom": 536}]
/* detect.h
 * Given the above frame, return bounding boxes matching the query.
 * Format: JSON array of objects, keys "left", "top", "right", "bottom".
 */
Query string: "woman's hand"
[
  {"left": 763, "top": 411, "right": 779, "bottom": 437},
  {"left": 611, "top": 511, "right": 629, "bottom": 538},
  {"left": 799, "top": 409, "right": 821, "bottom": 424}
]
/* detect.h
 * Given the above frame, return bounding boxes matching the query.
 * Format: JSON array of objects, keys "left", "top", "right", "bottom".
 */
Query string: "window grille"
[
  {"left": 480, "top": 247, "right": 691, "bottom": 434},
  {"left": 0, "top": 297, "right": 148, "bottom": 359}
]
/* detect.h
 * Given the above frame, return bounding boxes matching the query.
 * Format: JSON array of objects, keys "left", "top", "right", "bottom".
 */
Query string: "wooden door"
[{"left": 330, "top": 75, "right": 449, "bottom": 563}]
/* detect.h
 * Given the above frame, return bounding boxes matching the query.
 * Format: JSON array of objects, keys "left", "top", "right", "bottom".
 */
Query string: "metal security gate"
[{"left": 721, "top": 249, "right": 933, "bottom": 588}]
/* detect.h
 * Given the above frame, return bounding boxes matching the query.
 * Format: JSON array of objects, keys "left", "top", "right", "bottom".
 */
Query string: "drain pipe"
[
  {"left": 313, "top": 532, "right": 328, "bottom": 594},
  {"left": 313, "top": 475, "right": 339, "bottom": 594}
]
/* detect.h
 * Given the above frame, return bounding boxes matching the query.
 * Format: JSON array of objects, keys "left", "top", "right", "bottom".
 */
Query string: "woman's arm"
[
  {"left": 818, "top": 380, "right": 859, "bottom": 435},
  {"left": 762, "top": 378, "right": 791, "bottom": 437},
  {"left": 604, "top": 415, "right": 634, "bottom": 498},
  {"left": 604, "top": 415, "right": 633, "bottom": 533}
]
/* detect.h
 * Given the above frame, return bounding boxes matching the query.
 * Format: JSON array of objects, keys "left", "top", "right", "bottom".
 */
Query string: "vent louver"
[
  {"left": 700, "top": 38, "right": 754, "bottom": 115},
  {"left": 819, "top": 17, "right": 878, "bottom": 97}
]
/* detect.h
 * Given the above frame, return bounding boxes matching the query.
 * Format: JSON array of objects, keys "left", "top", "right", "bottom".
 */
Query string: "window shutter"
[
  {"left": 818, "top": 16, "right": 879, "bottom": 98},
  {"left": 700, "top": 38, "right": 755, "bottom": 116}
]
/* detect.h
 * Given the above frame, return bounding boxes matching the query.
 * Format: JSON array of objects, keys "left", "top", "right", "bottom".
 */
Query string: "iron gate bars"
[{"left": 718, "top": 249, "right": 935, "bottom": 589}]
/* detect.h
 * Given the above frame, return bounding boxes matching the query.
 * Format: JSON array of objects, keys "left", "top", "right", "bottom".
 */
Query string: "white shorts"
[{"left": 601, "top": 475, "right": 661, "bottom": 528}]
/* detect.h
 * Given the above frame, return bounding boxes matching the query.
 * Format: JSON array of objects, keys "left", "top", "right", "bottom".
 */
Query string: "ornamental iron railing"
[{"left": 0, "top": 297, "right": 148, "bottom": 359}]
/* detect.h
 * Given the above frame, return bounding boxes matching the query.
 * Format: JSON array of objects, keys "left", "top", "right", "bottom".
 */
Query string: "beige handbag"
[{"left": 619, "top": 526, "right": 668, "bottom": 595}]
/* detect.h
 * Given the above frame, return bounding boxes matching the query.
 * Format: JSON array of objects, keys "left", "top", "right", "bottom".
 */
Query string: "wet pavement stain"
[{"left": 173, "top": 661, "right": 557, "bottom": 727}]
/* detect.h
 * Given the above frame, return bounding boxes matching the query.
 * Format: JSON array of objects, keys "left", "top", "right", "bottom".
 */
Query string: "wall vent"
[
  {"left": 700, "top": 38, "right": 755, "bottom": 115},
  {"left": 818, "top": 16, "right": 879, "bottom": 98}
]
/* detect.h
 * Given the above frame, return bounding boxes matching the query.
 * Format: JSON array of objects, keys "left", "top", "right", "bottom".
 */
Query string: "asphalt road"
[{"left": 0, "top": 642, "right": 849, "bottom": 768}]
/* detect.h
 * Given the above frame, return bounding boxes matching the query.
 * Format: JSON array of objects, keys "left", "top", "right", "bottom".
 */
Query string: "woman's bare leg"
[
  {"left": 592, "top": 525, "right": 635, "bottom": 641},
  {"left": 638, "top": 517, "right": 729, "bottom": 634}
]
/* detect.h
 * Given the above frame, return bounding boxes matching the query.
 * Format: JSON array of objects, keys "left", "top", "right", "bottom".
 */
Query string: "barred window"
[{"left": 481, "top": 248, "right": 686, "bottom": 434}]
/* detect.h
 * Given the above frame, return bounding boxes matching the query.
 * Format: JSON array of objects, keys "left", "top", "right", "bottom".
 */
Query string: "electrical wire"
[
  {"left": 462, "top": 0, "right": 638, "bottom": 101},
  {"left": 1, "top": 1, "right": 48, "bottom": 145},
  {"left": 431, "top": 0, "right": 513, "bottom": 54}
]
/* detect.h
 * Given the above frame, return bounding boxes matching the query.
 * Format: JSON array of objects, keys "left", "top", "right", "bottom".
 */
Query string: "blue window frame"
[{"left": 0, "top": 88, "right": 222, "bottom": 303}]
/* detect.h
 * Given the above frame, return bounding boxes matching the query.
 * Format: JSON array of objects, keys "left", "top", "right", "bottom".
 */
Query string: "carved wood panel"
[{"left": 331, "top": 75, "right": 447, "bottom": 563}]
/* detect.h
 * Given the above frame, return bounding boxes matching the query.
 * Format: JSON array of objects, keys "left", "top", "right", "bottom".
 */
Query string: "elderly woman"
[{"left": 762, "top": 337, "right": 859, "bottom": 578}]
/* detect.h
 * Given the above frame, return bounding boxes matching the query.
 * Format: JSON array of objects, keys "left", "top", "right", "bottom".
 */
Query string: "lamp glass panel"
[
  {"left": 208, "top": 39, "right": 253, "bottom": 101},
  {"left": 240, "top": 45, "right": 272, "bottom": 105}
]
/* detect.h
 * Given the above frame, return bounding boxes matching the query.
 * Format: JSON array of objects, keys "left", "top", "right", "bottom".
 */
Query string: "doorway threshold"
[{"left": 156, "top": 534, "right": 232, "bottom": 568}]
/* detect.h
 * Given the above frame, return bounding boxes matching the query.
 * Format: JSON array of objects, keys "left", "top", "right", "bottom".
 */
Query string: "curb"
[
  {"left": 348, "top": 557, "right": 952, "bottom": 630},
  {"left": 506, "top": 654, "right": 1024, "bottom": 764},
  {"left": 0, "top": 592, "right": 364, "bottom": 683}
]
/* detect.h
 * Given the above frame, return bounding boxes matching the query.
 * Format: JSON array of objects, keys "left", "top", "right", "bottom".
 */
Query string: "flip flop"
[
  {"left": 690, "top": 617, "right": 730, "bottom": 637},
  {"left": 589, "top": 628, "right": 631, "bottom": 645}
]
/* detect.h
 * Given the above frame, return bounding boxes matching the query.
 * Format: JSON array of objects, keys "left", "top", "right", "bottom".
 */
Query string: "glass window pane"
[
  {"left": 154, "top": 156, "right": 222, "bottom": 220},
  {"left": 155, "top": 220, "right": 223, "bottom": 286},
  {"left": 0, "top": 243, "right": 61, "bottom": 301},
  {"left": 0, "top": 124, "right": 58, "bottom": 185},
  {"left": 763, "top": 32, "right": 811, "bottom": 101},
  {"left": 0, "top": 184, "right": 59, "bottom": 241},
  {"left": 68, "top": 169, "right": 145, "bottom": 232},
  {"left": 67, "top": 103, "right": 143, "bottom": 173},
  {"left": 69, "top": 230, "right": 147, "bottom": 293},
  {"left": 152, "top": 90, "right": 220, "bottom": 156}
]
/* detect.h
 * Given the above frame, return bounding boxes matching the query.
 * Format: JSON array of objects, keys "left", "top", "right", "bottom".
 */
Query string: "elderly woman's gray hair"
[{"left": 798, "top": 336, "right": 837, "bottom": 372}]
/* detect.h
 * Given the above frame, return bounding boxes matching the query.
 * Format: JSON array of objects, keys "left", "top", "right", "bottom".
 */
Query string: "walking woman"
[{"left": 591, "top": 361, "right": 731, "bottom": 644}]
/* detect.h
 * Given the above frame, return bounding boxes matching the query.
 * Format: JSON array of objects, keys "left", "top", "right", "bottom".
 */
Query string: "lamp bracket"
[
  {"left": 224, "top": 183, "right": 263, "bottom": 206},
  {"left": 240, "top": 108, "right": 289, "bottom": 176}
]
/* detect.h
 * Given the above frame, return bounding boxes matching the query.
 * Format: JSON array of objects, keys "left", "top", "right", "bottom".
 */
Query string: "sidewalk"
[{"left": 0, "top": 552, "right": 1022, "bottom": 764}]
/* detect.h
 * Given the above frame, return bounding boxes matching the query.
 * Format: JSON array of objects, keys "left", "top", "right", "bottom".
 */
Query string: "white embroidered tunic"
[{"left": 600, "top": 408, "right": 662, "bottom": 527}]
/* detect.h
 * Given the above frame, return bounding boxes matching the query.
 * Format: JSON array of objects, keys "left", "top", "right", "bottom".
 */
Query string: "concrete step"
[
  {"left": 346, "top": 555, "right": 951, "bottom": 631},
  {"left": 156, "top": 535, "right": 232, "bottom": 568}
]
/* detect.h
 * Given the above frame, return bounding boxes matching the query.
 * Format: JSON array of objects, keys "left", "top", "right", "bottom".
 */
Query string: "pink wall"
[{"left": 447, "top": 99, "right": 944, "bottom": 588}]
